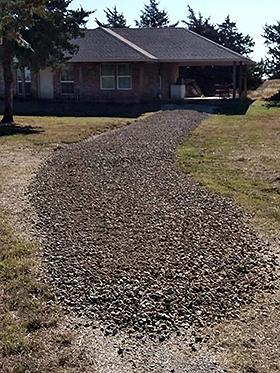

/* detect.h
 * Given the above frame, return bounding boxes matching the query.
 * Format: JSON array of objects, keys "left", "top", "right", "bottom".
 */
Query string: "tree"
[
  {"left": 183, "top": 7, "right": 254, "bottom": 56},
  {"left": 96, "top": 6, "right": 128, "bottom": 28},
  {"left": 263, "top": 21, "right": 280, "bottom": 78},
  {"left": 0, "top": 0, "right": 91, "bottom": 124},
  {"left": 217, "top": 16, "right": 254, "bottom": 56},
  {"left": 247, "top": 59, "right": 266, "bottom": 89},
  {"left": 135, "top": 0, "right": 178, "bottom": 28},
  {"left": 182, "top": 6, "right": 219, "bottom": 42},
  {"left": 183, "top": 6, "right": 257, "bottom": 92},
  {"left": 0, "top": 0, "right": 44, "bottom": 124}
]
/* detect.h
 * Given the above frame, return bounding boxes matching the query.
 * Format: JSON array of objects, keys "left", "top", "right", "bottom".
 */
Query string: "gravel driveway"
[{"left": 31, "top": 110, "right": 275, "bottom": 343}]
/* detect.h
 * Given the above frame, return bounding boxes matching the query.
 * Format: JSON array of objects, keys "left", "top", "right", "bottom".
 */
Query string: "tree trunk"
[{"left": 1, "top": 57, "right": 14, "bottom": 124}]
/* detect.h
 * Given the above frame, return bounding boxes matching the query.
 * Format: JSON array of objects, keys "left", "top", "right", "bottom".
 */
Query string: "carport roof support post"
[{"left": 233, "top": 62, "right": 237, "bottom": 100}]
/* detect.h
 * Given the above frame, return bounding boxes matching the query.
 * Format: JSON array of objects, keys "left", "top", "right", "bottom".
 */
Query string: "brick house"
[{"left": 0, "top": 27, "right": 254, "bottom": 103}]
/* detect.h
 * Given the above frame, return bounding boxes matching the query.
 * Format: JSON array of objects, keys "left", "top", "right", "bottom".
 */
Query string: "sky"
[{"left": 70, "top": 0, "right": 280, "bottom": 61}]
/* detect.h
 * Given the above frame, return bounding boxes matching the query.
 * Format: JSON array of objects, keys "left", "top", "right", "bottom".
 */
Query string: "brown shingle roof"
[{"left": 70, "top": 27, "right": 254, "bottom": 65}]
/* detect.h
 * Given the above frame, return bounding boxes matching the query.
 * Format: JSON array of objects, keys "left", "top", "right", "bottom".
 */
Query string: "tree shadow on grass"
[
  {"left": 217, "top": 98, "right": 254, "bottom": 115},
  {"left": 0, "top": 124, "right": 43, "bottom": 137},
  {"left": 0, "top": 99, "right": 160, "bottom": 118},
  {"left": 164, "top": 98, "right": 254, "bottom": 115}
]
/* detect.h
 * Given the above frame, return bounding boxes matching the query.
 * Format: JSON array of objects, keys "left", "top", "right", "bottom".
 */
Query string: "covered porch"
[{"left": 168, "top": 61, "right": 249, "bottom": 100}]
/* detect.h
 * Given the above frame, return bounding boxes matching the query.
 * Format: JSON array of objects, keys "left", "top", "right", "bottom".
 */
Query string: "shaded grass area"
[
  {"left": 0, "top": 98, "right": 159, "bottom": 118},
  {"left": 181, "top": 98, "right": 253, "bottom": 115},
  {"left": 178, "top": 101, "right": 280, "bottom": 239},
  {"left": 0, "top": 114, "right": 133, "bottom": 371},
  {"left": 265, "top": 90, "right": 280, "bottom": 108}
]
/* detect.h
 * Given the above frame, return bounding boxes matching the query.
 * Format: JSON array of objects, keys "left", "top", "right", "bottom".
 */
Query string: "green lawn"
[{"left": 178, "top": 101, "right": 280, "bottom": 239}]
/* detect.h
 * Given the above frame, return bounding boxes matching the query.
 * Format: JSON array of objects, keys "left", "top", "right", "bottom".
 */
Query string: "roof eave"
[
  {"left": 69, "top": 58, "right": 155, "bottom": 63},
  {"left": 157, "top": 58, "right": 255, "bottom": 66},
  {"left": 68, "top": 58, "right": 255, "bottom": 65}
]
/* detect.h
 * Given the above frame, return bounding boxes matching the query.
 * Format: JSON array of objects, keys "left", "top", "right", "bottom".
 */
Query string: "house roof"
[
  {"left": 70, "top": 27, "right": 254, "bottom": 65},
  {"left": 69, "top": 28, "right": 149, "bottom": 62}
]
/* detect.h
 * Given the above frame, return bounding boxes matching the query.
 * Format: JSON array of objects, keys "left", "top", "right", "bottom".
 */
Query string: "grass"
[
  {"left": 0, "top": 214, "right": 55, "bottom": 358},
  {"left": 0, "top": 116, "right": 134, "bottom": 146},
  {"left": 0, "top": 114, "right": 134, "bottom": 371},
  {"left": 178, "top": 100, "right": 280, "bottom": 372},
  {"left": 178, "top": 101, "right": 280, "bottom": 239}
]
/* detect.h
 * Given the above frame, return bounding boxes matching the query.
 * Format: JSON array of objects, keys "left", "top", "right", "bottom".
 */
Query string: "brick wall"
[
  {"left": 52, "top": 62, "right": 178, "bottom": 103},
  {"left": 140, "top": 63, "right": 161, "bottom": 101},
  {"left": 0, "top": 62, "right": 179, "bottom": 103},
  {"left": 161, "top": 63, "right": 180, "bottom": 99}
]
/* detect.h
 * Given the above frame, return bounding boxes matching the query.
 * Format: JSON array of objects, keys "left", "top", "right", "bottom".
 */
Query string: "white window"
[
  {"left": 117, "top": 64, "right": 132, "bottom": 90},
  {"left": 17, "top": 68, "right": 31, "bottom": 96},
  {"left": 61, "top": 65, "right": 74, "bottom": 95},
  {"left": 100, "top": 64, "right": 115, "bottom": 90},
  {"left": 24, "top": 68, "right": 31, "bottom": 95}
]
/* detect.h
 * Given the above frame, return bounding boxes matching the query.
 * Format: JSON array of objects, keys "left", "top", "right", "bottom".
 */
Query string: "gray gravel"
[{"left": 31, "top": 110, "right": 276, "bottom": 342}]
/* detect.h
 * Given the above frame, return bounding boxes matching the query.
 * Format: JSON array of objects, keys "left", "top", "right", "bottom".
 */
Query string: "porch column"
[
  {"left": 243, "top": 65, "right": 248, "bottom": 98},
  {"left": 139, "top": 63, "right": 145, "bottom": 100},
  {"left": 78, "top": 64, "right": 83, "bottom": 100},
  {"left": 232, "top": 62, "right": 237, "bottom": 99},
  {"left": 238, "top": 62, "right": 243, "bottom": 98}
]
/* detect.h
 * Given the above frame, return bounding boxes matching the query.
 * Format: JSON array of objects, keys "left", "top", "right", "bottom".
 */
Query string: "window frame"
[
  {"left": 24, "top": 68, "right": 31, "bottom": 96},
  {"left": 17, "top": 69, "right": 23, "bottom": 96},
  {"left": 117, "top": 63, "right": 132, "bottom": 90},
  {"left": 100, "top": 63, "right": 116, "bottom": 90},
  {"left": 60, "top": 65, "right": 75, "bottom": 95},
  {"left": 16, "top": 68, "right": 32, "bottom": 96}
]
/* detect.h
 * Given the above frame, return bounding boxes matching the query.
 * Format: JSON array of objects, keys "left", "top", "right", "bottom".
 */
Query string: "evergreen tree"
[
  {"left": 0, "top": 0, "right": 91, "bottom": 124},
  {"left": 183, "top": 7, "right": 254, "bottom": 56},
  {"left": 96, "top": 6, "right": 128, "bottom": 28},
  {"left": 217, "top": 16, "right": 254, "bottom": 56},
  {"left": 182, "top": 6, "right": 219, "bottom": 42},
  {"left": 263, "top": 21, "right": 280, "bottom": 78},
  {"left": 247, "top": 59, "right": 266, "bottom": 89},
  {"left": 136, "top": 0, "right": 178, "bottom": 28},
  {"left": 183, "top": 6, "right": 257, "bottom": 90},
  {"left": 104, "top": 6, "right": 127, "bottom": 28}
]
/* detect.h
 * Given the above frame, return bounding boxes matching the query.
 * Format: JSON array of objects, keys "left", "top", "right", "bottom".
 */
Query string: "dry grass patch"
[
  {"left": 0, "top": 114, "right": 133, "bottom": 371},
  {"left": 0, "top": 212, "right": 68, "bottom": 372},
  {"left": 248, "top": 79, "right": 280, "bottom": 100},
  {"left": 0, "top": 116, "right": 133, "bottom": 147},
  {"left": 202, "top": 291, "right": 280, "bottom": 373}
]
